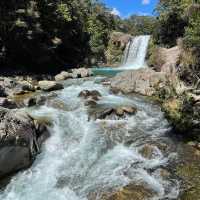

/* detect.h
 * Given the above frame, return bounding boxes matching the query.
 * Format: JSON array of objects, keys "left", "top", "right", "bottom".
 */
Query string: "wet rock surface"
[
  {"left": 101, "top": 184, "right": 154, "bottom": 200},
  {"left": 0, "top": 107, "right": 49, "bottom": 178},
  {"left": 88, "top": 105, "right": 137, "bottom": 120}
]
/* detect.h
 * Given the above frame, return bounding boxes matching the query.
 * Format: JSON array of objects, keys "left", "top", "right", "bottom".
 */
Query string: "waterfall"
[{"left": 121, "top": 35, "right": 150, "bottom": 70}]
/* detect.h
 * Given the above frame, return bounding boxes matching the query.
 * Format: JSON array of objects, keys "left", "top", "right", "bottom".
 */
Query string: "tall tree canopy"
[{"left": 0, "top": 0, "right": 116, "bottom": 72}]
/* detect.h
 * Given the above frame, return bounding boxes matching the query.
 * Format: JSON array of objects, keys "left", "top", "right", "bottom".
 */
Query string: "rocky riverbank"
[
  {"left": 0, "top": 67, "right": 93, "bottom": 180},
  {"left": 110, "top": 67, "right": 200, "bottom": 139}
]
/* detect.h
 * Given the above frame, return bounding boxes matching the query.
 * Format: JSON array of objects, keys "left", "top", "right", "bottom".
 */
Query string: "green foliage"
[
  {"left": 86, "top": 2, "right": 115, "bottom": 63},
  {"left": 0, "top": 0, "right": 116, "bottom": 72},
  {"left": 56, "top": 3, "right": 72, "bottom": 22},
  {"left": 184, "top": 6, "right": 200, "bottom": 49},
  {"left": 116, "top": 15, "right": 156, "bottom": 36},
  {"left": 154, "top": 0, "right": 187, "bottom": 47}
]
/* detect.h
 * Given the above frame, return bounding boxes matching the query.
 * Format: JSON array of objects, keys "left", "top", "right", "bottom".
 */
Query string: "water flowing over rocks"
[
  {"left": 0, "top": 107, "right": 49, "bottom": 178},
  {"left": 88, "top": 105, "right": 137, "bottom": 121}
]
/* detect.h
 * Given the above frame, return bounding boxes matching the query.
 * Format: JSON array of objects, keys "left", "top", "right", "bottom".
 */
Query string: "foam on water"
[
  {"left": 120, "top": 35, "right": 150, "bottom": 70},
  {"left": 0, "top": 80, "right": 179, "bottom": 200}
]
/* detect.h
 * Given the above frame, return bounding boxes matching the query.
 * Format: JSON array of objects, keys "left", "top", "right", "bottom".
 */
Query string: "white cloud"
[
  {"left": 111, "top": 8, "right": 121, "bottom": 16},
  {"left": 142, "top": 0, "right": 150, "bottom": 5}
]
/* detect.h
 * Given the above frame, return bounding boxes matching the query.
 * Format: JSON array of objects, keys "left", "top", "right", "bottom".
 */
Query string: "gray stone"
[
  {"left": 111, "top": 69, "right": 169, "bottom": 96},
  {"left": 38, "top": 81, "right": 63, "bottom": 91},
  {"left": 55, "top": 71, "right": 72, "bottom": 81},
  {"left": 0, "top": 107, "right": 49, "bottom": 178}
]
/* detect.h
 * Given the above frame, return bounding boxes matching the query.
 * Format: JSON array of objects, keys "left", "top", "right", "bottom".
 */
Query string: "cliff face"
[
  {"left": 105, "top": 32, "right": 132, "bottom": 66},
  {"left": 148, "top": 44, "right": 181, "bottom": 75}
]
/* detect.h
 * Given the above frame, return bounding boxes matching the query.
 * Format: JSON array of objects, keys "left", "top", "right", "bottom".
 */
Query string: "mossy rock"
[
  {"left": 102, "top": 184, "right": 154, "bottom": 200},
  {"left": 176, "top": 145, "right": 200, "bottom": 200}
]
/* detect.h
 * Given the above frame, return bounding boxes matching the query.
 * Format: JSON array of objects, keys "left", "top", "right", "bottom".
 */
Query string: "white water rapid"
[
  {"left": 0, "top": 78, "right": 179, "bottom": 200},
  {"left": 121, "top": 35, "right": 150, "bottom": 70}
]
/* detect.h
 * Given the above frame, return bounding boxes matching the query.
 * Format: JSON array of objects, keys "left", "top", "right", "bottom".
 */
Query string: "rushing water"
[
  {"left": 121, "top": 35, "right": 150, "bottom": 70},
  {"left": 0, "top": 78, "right": 180, "bottom": 200}
]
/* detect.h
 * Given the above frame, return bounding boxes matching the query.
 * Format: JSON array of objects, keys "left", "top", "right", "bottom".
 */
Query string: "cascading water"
[
  {"left": 0, "top": 78, "right": 180, "bottom": 200},
  {"left": 92, "top": 35, "right": 150, "bottom": 76},
  {"left": 120, "top": 35, "right": 150, "bottom": 70}
]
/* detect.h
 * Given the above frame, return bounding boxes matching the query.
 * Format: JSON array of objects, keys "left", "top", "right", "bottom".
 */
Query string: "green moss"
[
  {"left": 176, "top": 145, "right": 200, "bottom": 200},
  {"left": 105, "top": 40, "right": 124, "bottom": 65}
]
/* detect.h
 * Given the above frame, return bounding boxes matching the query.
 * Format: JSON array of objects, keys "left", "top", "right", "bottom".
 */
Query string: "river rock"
[
  {"left": 99, "top": 184, "right": 154, "bottom": 200},
  {"left": 55, "top": 71, "right": 72, "bottom": 81},
  {"left": 139, "top": 144, "right": 155, "bottom": 159},
  {"left": 0, "top": 85, "right": 7, "bottom": 97},
  {"left": 115, "top": 106, "right": 137, "bottom": 117},
  {"left": 0, "top": 98, "right": 17, "bottom": 109},
  {"left": 0, "top": 107, "right": 49, "bottom": 178},
  {"left": 38, "top": 81, "right": 63, "bottom": 91},
  {"left": 23, "top": 97, "right": 37, "bottom": 107},
  {"left": 71, "top": 68, "right": 92, "bottom": 78},
  {"left": 89, "top": 106, "right": 137, "bottom": 120},
  {"left": 12, "top": 81, "right": 35, "bottom": 95},
  {"left": 85, "top": 99, "right": 98, "bottom": 106},
  {"left": 115, "top": 107, "right": 124, "bottom": 116},
  {"left": 111, "top": 69, "right": 169, "bottom": 96},
  {"left": 78, "top": 90, "right": 102, "bottom": 100},
  {"left": 122, "top": 106, "right": 137, "bottom": 114}
]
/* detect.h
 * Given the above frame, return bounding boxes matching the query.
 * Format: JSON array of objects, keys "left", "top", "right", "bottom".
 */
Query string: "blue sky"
[{"left": 102, "top": 0, "right": 158, "bottom": 18}]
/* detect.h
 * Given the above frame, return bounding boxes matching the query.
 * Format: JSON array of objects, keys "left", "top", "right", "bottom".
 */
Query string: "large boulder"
[
  {"left": 148, "top": 45, "right": 181, "bottom": 75},
  {"left": 71, "top": 68, "right": 92, "bottom": 78},
  {"left": 0, "top": 107, "right": 49, "bottom": 178},
  {"left": 38, "top": 81, "right": 63, "bottom": 91},
  {"left": 55, "top": 71, "right": 72, "bottom": 81},
  {"left": 0, "top": 78, "right": 35, "bottom": 97},
  {"left": 111, "top": 69, "right": 170, "bottom": 96},
  {"left": 0, "top": 97, "right": 17, "bottom": 109}
]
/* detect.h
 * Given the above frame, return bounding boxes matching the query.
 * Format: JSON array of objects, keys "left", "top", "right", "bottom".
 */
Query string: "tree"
[{"left": 153, "top": 0, "right": 187, "bottom": 47}]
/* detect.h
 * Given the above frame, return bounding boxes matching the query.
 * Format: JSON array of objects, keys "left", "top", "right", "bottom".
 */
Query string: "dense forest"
[
  {"left": 0, "top": 0, "right": 155, "bottom": 73},
  {"left": 151, "top": 0, "right": 200, "bottom": 85}
]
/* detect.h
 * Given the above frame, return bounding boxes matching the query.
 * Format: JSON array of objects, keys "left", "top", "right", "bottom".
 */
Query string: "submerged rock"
[
  {"left": 38, "top": 81, "right": 63, "bottom": 91},
  {"left": 79, "top": 90, "right": 102, "bottom": 107},
  {"left": 89, "top": 106, "right": 137, "bottom": 120},
  {"left": 78, "top": 90, "right": 102, "bottom": 99},
  {"left": 0, "top": 107, "right": 49, "bottom": 178}
]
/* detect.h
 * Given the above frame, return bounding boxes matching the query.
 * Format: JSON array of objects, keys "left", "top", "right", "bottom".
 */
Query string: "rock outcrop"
[
  {"left": 148, "top": 45, "right": 181, "bottom": 75},
  {"left": 0, "top": 107, "right": 49, "bottom": 178},
  {"left": 105, "top": 31, "right": 132, "bottom": 66},
  {"left": 111, "top": 69, "right": 170, "bottom": 96}
]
